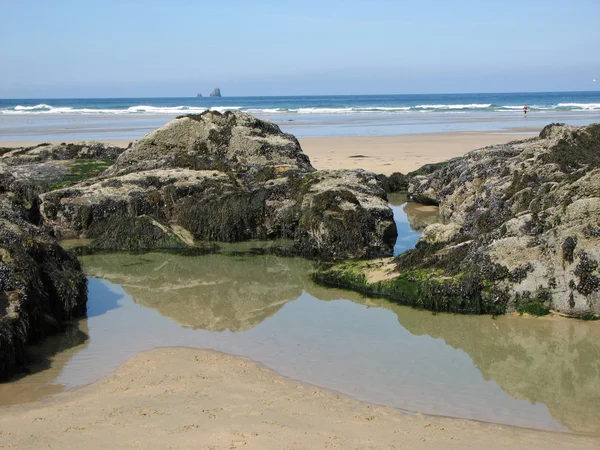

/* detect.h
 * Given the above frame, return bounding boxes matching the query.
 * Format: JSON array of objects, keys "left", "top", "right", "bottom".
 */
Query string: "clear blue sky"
[{"left": 1, "top": 0, "right": 599, "bottom": 97}]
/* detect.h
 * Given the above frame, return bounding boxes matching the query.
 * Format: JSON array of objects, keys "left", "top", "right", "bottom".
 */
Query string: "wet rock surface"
[
  {"left": 38, "top": 112, "right": 396, "bottom": 259},
  {"left": 316, "top": 123, "right": 600, "bottom": 316}
]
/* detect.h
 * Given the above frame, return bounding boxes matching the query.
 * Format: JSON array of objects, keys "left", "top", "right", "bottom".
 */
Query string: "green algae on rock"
[
  {"left": 39, "top": 112, "right": 396, "bottom": 260},
  {"left": 316, "top": 123, "right": 600, "bottom": 316}
]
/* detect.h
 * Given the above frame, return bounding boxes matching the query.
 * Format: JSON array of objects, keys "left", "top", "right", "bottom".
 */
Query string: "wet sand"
[
  {"left": 1, "top": 130, "right": 536, "bottom": 176},
  {"left": 1, "top": 347, "right": 597, "bottom": 450}
]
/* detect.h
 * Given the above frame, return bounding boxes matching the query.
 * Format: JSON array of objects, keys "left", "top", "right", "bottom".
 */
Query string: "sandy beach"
[
  {"left": 299, "top": 131, "right": 536, "bottom": 174},
  {"left": 1, "top": 347, "right": 598, "bottom": 450},
  {"left": 1, "top": 130, "right": 536, "bottom": 176}
]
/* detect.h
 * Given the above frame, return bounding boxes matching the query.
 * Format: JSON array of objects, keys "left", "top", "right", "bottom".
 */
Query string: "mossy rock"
[{"left": 313, "top": 261, "right": 508, "bottom": 315}]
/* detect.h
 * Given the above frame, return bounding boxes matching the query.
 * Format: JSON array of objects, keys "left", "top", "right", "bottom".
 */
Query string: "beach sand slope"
[{"left": 0, "top": 347, "right": 597, "bottom": 449}]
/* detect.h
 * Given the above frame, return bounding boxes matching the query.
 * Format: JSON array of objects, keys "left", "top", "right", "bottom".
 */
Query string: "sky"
[{"left": 1, "top": 0, "right": 599, "bottom": 98}]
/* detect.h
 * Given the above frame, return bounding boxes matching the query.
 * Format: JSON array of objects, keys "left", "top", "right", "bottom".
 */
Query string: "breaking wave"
[{"left": 2, "top": 102, "right": 600, "bottom": 115}]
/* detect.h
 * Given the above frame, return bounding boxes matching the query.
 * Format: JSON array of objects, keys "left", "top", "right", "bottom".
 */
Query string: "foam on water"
[
  {"left": 2, "top": 98, "right": 600, "bottom": 115},
  {"left": 414, "top": 103, "right": 492, "bottom": 109},
  {"left": 557, "top": 102, "right": 600, "bottom": 110},
  {"left": 1, "top": 104, "right": 245, "bottom": 115}
]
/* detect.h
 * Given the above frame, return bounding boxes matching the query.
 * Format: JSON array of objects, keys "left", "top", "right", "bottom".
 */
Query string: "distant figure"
[{"left": 523, "top": 105, "right": 528, "bottom": 116}]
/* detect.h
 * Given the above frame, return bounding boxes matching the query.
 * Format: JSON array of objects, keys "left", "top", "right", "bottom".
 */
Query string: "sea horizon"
[
  {"left": 1, "top": 91, "right": 599, "bottom": 141},
  {"left": 2, "top": 89, "right": 599, "bottom": 100}
]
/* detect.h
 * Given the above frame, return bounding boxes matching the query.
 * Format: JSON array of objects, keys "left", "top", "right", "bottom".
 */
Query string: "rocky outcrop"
[
  {"left": 39, "top": 112, "right": 396, "bottom": 260},
  {"left": 210, "top": 88, "right": 221, "bottom": 97},
  {"left": 0, "top": 141, "right": 125, "bottom": 166},
  {"left": 316, "top": 123, "right": 600, "bottom": 316},
  {"left": 0, "top": 142, "right": 125, "bottom": 215},
  {"left": 0, "top": 197, "right": 87, "bottom": 379},
  {"left": 105, "top": 111, "right": 312, "bottom": 176}
]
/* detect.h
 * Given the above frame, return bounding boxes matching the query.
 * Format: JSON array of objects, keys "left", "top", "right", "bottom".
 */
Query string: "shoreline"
[
  {"left": 1, "top": 347, "right": 598, "bottom": 449},
  {"left": 1, "top": 130, "right": 538, "bottom": 175}
]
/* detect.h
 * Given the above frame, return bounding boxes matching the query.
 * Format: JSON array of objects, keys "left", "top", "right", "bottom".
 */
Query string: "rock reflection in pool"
[
  {"left": 387, "top": 192, "right": 439, "bottom": 256},
  {"left": 80, "top": 244, "right": 315, "bottom": 332},
  {"left": 17, "top": 246, "right": 593, "bottom": 435}
]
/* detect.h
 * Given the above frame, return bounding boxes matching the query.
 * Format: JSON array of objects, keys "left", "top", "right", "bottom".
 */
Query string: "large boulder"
[
  {"left": 0, "top": 197, "right": 87, "bottom": 379},
  {"left": 316, "top": 124, "right": 600, "bottom": 316},
  {"left": 105, "top": 111, "right": 313, "bottom": 176},
  {"left": 39, "top": 112, "right": 396, "bottom": 260},
  {"left": 405, "top": 123, "right": 600, "bottom": 315}
]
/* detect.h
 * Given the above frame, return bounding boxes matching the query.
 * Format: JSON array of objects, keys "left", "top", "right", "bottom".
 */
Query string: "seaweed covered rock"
[
  {"left": 0, "top": 141, "right": 125, "bottom": 166},
  {"left": 0, "top": 142, "right": 125, "bottom": 213},
  {"left": 105, "top": 111, "right": 313, "bottom": 176},
  {"left": 376, "top": 172, "right": 408, "bottom": 193},
  {"left": 40, "top": 168, "right": 396, "bottom": 259},
  {"left": 293, "top": 170, "right": 396, "bottom": 259},
  {"left": 39, "top": 113, "right": 396, "bottom": 260},
  {"left": 0, "top": 197, "right": 87, "bottom": 379},
  {"left": 317, "top": 123, "right": 600, "bottom": 316}
]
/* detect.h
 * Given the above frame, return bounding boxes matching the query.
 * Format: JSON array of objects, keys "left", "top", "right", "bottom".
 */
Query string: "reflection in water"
[
  {"left": 3, "top": 209, "right": 600, "bottom": 435},
  {"left": 388, "top": 302, "right": 600, "bottom": 434},
  {"left": 388, "top": 192, "right": 439, "bottom": 256},
  {"left": 81, "top": 248, "right": 315, "bottom": 332}
]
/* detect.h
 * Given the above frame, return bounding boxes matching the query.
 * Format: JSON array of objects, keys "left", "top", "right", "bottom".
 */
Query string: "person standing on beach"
[{"left": 523, "top": 105, "right": 528, "bottom": 116}]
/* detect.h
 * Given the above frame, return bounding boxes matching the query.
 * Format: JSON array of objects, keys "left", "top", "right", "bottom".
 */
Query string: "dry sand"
[
  {"left": 2, "top": 131, "right": 536, "bottom": 176},
  {"left": 1, "top": 347, "right": 597, "bottom": 450},
  {"left": 299, "top": 131, "right": 535, "bottom": 174}
]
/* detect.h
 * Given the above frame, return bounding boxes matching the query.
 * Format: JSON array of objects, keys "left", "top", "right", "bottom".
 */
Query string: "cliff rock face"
[
  {"left": 315, "top": 123, "right": 600, "bottom": 316},
  {"left": 39, "top": 112, "right": 396, "bottom": 260},
  {"left": 0, "top": 197, "right": 87, "bottom": 379},
  {"left": 209, "top": 88, "right": 221, "bottom": 97}
]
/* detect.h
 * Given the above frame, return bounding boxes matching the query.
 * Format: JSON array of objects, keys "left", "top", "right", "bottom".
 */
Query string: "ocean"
[{"left": 1, "top": 91, "right": 599, "bottom": 141}]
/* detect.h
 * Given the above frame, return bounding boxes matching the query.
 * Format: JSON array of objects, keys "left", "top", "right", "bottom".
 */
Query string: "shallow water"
[{"left": 2, "top": 203, "right": 600, "bottom": 435}]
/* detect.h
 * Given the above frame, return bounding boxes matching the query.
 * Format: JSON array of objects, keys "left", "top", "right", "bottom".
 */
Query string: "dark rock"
[
  {"left": 376, "top": 172, "right": 408, "bottom": 193},
  {"left": 0, "top": 197, "right": 87, "bottom": 380},
  {"left": 209, "top": 88, "right": 221, "bottom": 97}
]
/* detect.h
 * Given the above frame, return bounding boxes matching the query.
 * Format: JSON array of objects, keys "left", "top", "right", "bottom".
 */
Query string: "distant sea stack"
[
  {"left": 210, "top": 88, "right": 222, "bottom": 97},
  {"left": 196, "top": 93, "right": 202, "bottom": 97}
]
